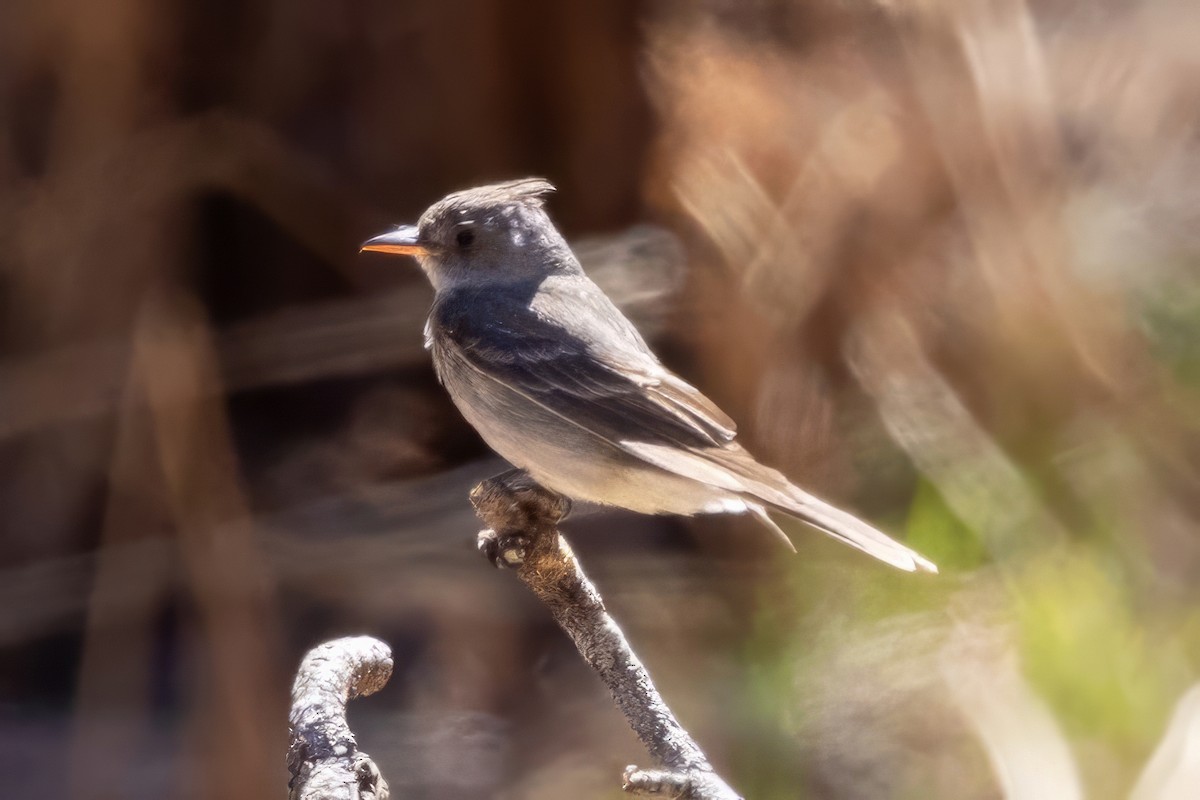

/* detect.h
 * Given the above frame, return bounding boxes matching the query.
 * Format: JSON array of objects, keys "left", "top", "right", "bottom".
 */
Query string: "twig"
[
  {"left": 470, "top": 469, "right": 742, "bottom": 800},
  {"left": 136, "top": 287, "right": 285, "bottom": 797},
  {"left": 288, "top": 637, "right": 394, "bottom": 800},
  {"left": 67, "top": 367, "right": 174, "bottom": 800}
]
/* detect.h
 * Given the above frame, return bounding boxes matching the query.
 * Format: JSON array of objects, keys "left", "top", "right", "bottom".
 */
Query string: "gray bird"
[{"left": 362, "top": 178, "right": 936, "bottom": 573}]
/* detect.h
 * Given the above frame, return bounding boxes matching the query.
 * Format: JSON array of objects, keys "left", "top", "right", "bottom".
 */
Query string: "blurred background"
[{"left": 2, "top": 0, "right": 1199, "bottom": 798}]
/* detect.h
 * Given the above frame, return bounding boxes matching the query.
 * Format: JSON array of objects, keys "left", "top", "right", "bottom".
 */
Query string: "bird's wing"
[{"left": 430, "top": 281, "right": 735, "bottom": 450}]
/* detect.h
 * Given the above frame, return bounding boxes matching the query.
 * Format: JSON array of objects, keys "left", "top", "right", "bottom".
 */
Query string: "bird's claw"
[{"left": 477, "top": 528, "right": 529, "bottom": 568}]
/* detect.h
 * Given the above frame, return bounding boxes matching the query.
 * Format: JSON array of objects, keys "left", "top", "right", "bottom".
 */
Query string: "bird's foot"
[
  {"left": 477, "top": 528, "right": 531, "bottom": 568},
  {"left": 470, "top": 469, "right": 571, "bottom": 531},
  {"left": 472, "top": 469, "right": 571, "bottom": 568}
]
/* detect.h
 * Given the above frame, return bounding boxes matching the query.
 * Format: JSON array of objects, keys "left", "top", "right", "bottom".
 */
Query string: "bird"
[{"left": 361, "top": 178, "right": 936, "bottom": 573}]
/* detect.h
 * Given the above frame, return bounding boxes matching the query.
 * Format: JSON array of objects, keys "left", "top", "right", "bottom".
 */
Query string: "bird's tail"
[
  {"left": 754, "top": 490, "right": 938, "bottom": 573},
  {"left": 621, "top": 439, "right": 937, "bottom": 573},
  {"left": 711, "top": 446, "right": 938, "bottom": 573}
]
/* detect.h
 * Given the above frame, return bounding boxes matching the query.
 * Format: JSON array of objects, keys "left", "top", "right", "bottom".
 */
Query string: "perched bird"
[{"left": 362, "top": 179, "right": 936, "bottom": 572}]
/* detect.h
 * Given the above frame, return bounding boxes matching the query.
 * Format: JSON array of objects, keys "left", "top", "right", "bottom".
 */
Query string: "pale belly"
[{"left": 440, "top": 360, "right": 738, "bottom": 516}]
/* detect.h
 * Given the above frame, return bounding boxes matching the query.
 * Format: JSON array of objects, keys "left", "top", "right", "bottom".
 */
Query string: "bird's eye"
[{"left": 455, "top": 229, "right": 475, "bottom": 248}]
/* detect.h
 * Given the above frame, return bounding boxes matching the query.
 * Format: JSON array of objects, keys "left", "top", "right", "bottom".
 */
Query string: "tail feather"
[
  {"left": 703, "top": 446, "right": 937, "bottom": 573},
  {"left": 619, "top": 439, "right": 937, "bottom": 573},
  {"left": 747, "top": 504, "right": 798, "bottom": 553},
  {"left": 762, "top": 490, "right": 938, "bottom": 573}
]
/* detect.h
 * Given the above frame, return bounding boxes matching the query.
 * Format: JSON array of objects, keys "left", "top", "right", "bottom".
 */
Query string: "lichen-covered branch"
[
  {"left": 471, "top": 469, "right": 742, "bottom": 800},
  {"left": 287, "top": 637, "right": 394, "bottom": 800}
]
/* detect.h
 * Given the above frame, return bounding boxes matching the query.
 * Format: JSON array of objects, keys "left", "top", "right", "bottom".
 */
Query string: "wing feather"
[{"left": 431, "top": 281, "right": 735, "bottom": 449}]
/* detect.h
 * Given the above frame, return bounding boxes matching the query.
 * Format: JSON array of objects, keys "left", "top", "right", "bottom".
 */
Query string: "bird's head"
[{"left": 361, "top": 178, "right": 577, "bottom": 291}]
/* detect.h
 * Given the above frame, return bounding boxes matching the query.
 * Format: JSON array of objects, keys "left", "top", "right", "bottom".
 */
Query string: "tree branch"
[
  {"left": 470, "top": 469, "right": 742, "bottom": 800},
  {"left": 288, "top": 637, "right": 394, "bottom": 800}
]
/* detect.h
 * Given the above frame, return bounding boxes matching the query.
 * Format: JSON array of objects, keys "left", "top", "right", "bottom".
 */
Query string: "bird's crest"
[{"left": 422, "top": 178, "right": 556, "bottom": 228}]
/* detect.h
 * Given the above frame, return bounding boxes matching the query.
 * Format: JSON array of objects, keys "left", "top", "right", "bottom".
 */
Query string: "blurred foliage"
[
  {"left": 1143, "top": 284, "right": 1200, "bottom": 395},
  {"left": 904, "top": 479, "right": 988, "bottom": 573},
  {"left": 1014, "top": 550, "right": 1180, "bottom": 749}
]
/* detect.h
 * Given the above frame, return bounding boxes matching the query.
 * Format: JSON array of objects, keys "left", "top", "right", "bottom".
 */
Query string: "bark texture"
[
  {"left": 471, "top": 469, "right": 742, "bottom": 799},
  {"left": 288, "top": 637, "right": 394, "bottom": 800}
]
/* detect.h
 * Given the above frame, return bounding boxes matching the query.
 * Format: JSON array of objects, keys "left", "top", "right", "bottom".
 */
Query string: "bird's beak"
[{"left": 360, "top": 225, "right": 428, "bottom": 257}]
